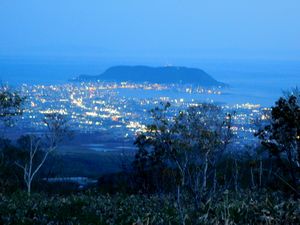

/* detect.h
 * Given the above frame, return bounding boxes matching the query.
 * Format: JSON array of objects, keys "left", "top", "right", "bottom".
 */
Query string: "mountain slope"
[{"left": 75, "top": 65, "right": 225, "bottom": 87}]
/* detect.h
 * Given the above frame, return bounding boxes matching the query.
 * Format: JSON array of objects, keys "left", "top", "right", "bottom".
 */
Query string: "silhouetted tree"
[
  {"left": 256, "top": 91, "right": 300, "bottom": 195},
  {"left": 0, "top": 87, "right": 25, "bottom": 192},
  {"left": 16, "top": 113, "right": 70, "bottom": 196},
  {"left": 134, "top": 102, "right": 233, "bottom": 223},
  {"left": 0, "top": 86, "right": 24, "bottom": 128}
]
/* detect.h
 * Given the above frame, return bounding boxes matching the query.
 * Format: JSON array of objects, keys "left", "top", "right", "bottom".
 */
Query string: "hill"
[{"left": 74, "top": 65, "right": 225, "bottom": 87}]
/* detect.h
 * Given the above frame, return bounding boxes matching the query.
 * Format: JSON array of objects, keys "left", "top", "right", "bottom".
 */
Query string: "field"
[{"left": 1, "top": 190, "right": 299, "bottom": 225}]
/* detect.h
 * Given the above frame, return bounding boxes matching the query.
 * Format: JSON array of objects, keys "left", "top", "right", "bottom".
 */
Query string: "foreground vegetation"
[
  {"left": 1, "top": 190, "right": 299, "bottom": 225},
  {"left": 0, "top": 87, "right": 299, "bottom": 224}
]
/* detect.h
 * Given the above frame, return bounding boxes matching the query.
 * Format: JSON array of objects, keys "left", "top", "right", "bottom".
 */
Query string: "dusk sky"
[{"left": 0, "top": 0, "right": 300, "bottom": 60}]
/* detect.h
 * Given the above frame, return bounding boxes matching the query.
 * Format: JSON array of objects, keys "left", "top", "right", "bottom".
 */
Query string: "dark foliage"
[{"left": 256, "top": 94, "right": 300, "bottom": 195}]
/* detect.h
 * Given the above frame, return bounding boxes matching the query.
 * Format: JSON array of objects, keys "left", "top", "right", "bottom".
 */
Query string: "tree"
[
  {"left": 256, "top": 92, "right": 300, "bottom": 195},
  {"left": 171, "top": 104, "right": 233, "bottom": 206},
  {"left": 0, "top": 86, "right": 24, "bottom": 129},
  {"left": 134, "top": 102, "right": 233, "bottom": 224},
  {"left": 16, "top": 113, "right": 69, "bottom": 196},
  {"left": 0, "top": 139, "right": 26, "bottom": 193},
  {"left": 133, "top": 102, "right": 173, "bottom": 193},
  {"left": 0, "top": 87, "right": 25, "bottom": 192}
]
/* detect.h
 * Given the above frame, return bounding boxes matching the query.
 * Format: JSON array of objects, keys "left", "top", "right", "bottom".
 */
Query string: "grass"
[{"left": 0, "top": 190, "right": 299, "bottom": 225}]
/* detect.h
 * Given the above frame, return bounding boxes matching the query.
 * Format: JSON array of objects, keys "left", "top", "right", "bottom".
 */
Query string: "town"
[{"left": 16, "top": 81, "right": 268, "bottom": 149}]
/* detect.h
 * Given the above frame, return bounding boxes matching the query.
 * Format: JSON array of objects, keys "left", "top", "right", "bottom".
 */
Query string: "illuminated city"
[{"left": 15, "top": 81, "right": 269, "bottom": 148}]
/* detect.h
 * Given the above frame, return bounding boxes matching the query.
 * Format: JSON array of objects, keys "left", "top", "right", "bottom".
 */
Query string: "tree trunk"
[
  {"left": 267, "top": 157, "right": 273, "bottom": 183},
  {"left": 213, "top": 167, "right": 217, "bottom": 193},
  {"left": 287, "top": 149, "right": 298, "bottom": 194},
  {"left": 202, "top": 153, "right": 209, "bottom": 192},
  {"left": 27, "top": 181, "right": 31, "bottom": 196},
  {"left": 234, "top": 159, "right": 238, "bottom": 192},
  {"left": 250, "top": 167, "right": 255, "bottom": 189},
  {"left": 259, "top": 157, "right": 263, "bottom": 188},
  {"left": 177, "top": 185, "right": 185, "bottom": 225}
]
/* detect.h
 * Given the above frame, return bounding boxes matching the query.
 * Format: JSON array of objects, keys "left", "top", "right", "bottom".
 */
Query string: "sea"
[{"left": 1, "top": 57, "right": 300, "bottom": 107}]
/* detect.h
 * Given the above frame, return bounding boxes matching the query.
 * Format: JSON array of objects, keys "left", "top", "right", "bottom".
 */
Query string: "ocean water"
[
  {"left": 201, "top": 60, "right": 300, "bottom": 105},
  {"left": 0, "top": 57, "right": 108, "bottom": 85},
  {"left": 0, "top": 58, "right": 299, "bottom": 106}
]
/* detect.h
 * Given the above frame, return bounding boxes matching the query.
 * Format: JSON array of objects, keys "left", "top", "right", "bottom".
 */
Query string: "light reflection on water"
[
  {"left": 82, "top": 143, "right": 137, "bottom": 152},
  {"left": 116, "top": 88, "right": 275, "bottom": 107}
]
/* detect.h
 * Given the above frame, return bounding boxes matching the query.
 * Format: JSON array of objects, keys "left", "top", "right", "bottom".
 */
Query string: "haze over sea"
[{"left": 1, "top": 57, "right": 299, "bottom": 107}]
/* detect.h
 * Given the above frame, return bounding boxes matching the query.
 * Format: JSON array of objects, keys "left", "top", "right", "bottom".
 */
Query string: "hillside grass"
[{"left": 0, "top": 190, "right": 299, "bottom": 225}]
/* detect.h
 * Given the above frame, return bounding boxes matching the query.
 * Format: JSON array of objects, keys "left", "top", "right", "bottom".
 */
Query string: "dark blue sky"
[{"left": 0, "top": 0, "right": 299, "bottom": 61}]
